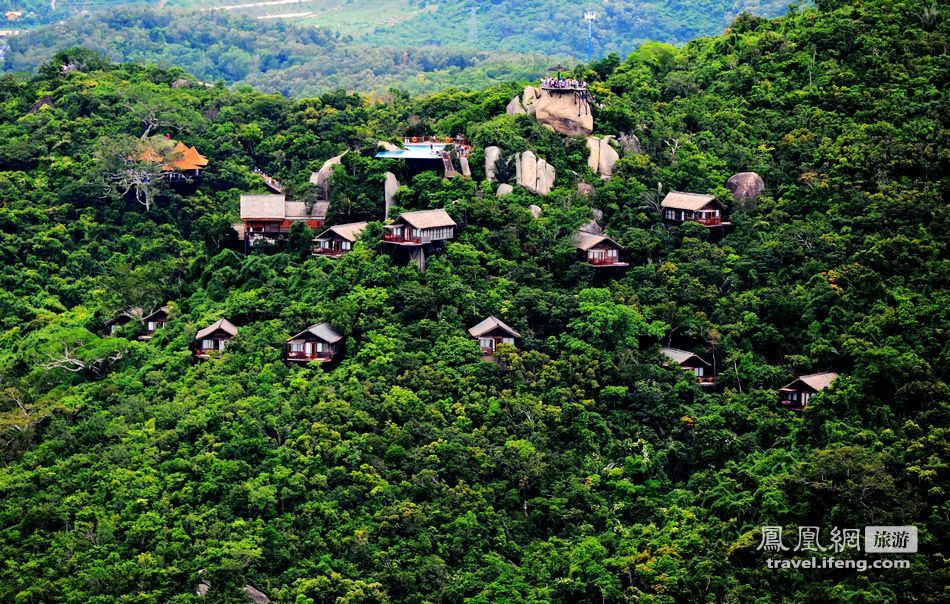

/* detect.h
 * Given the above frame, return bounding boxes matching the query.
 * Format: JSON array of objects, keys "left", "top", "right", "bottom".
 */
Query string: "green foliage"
[{"left": 0, "top": 1, "right": 947, "bottom": 602}]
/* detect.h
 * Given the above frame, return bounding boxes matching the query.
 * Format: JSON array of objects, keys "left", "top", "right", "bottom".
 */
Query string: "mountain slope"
[
  {"left": 2, "top": 1, "right": 794, "bottom": 96},
  {"left": 0, "top": 0, "right": 946, "bottom": 603},
  {"left": 1, "top": 9, "right": 552, "bottom": 96}
]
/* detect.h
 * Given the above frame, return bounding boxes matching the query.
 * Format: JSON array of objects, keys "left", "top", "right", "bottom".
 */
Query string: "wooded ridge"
[{"left": 0, "top": 1, "right": 946, "bottom": 602}]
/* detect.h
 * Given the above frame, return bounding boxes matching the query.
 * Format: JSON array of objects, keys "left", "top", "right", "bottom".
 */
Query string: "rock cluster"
[
  {"left": 384, "top": 172, "right": 399, "bottom": 219},
  {"left": 726, "top": 172, "right": 765, "bottom": 200},
  {"left": 506, "top": 85, "right": 593, "bottom": 137},
  {"left": 534, "top": 88, "right": 593, "bottom": 137},
  {"left": 485, "top": 145, "right": 555, "bottom": 195},
  {"left": 310, "top": 152, "right": 346, "bottom": 188},
  {"left": 484, "top": 146, "right": 502, "bottom": 181},
  {"left": 586, "top": 136, "right": 620, "bottom": 179},
  {"left": 515, "top": 151, "right": 556, "bottom": 195}
]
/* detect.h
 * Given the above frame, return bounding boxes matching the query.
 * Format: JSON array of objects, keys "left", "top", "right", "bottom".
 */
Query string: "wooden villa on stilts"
[
  {"left": 468, "top": 316, "right": 521, "bottom": 358},
  {"left": 194, "top": 318, "right": 238, "bottom": 359},
  {"left": 572, "top": 231, "right": 629, "bottom": 268},
  {"left": 660, "top": 192, "right": 731, "bottom": 228},
  {"left": 779, "top": 372, "right": 839, "bottom": 411},
  {"left": 661, "top": 347, "right": 715, "bottom": 388},
  {"left": 138, "top": 307, "right": 170, "bottom": 340},
  {"left": 286, "top": 322, "right": 343, "bottom": 364},
  {"left": 237, "top": 194, "right": 329, "bottom": 250},
  {"left": 312, "top": 222, "right": 368, "bottom": 258},
  {"left": 384, "top": 209, "right": 456, "bottom": 272},
  {"left": 104, "top": 308, "right": 143, "bottom": 337}
]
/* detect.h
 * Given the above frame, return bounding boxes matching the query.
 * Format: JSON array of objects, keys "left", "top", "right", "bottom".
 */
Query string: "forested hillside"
[
  {"left": 0, "top": 0, "right": 947, "bottom": 602},
  {"left": 4, "top": 0, "right": 792, "bottom": 53},
  {"left": 2, "top": 1, "right": 793, "bottom": 95},
  {"left": 1, "top": 9, "right": 551, "bottom": 96}
]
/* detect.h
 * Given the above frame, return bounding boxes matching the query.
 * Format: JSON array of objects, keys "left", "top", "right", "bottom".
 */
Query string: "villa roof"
[
  {"left": 660, "top": 191, "right": 723, "bottom": 211},
  {"left": 468, "top": 316, "right": 521, "bottom": 339},
  {"left": 661, "top": 346, "right": 710, "bottom": 367},
  {"left": 393, "top": 209, "right": 456, "bottom": 229},
  {"left": 105, "top": 307, "right": 143, "bottom": 326},
  {"left": 314, "top": 221, "right": 368, "bottom": 242},
  {"left": 572, "top": 230, "right": 622, "bottom": 251},
  {"left": 195, "top": 318, "right": 238, "bottom": 341},
  {"left": 141, "top": 306, "right": 169, "bottom": 322},
  {"left": 241, "top": 194, "right": 286, "bottom": 219},
  {"left": 781, "top": 372, "right": 839, "bottom": 392},
  {"left": 289, "top": 322, "right": 343, "bottom": 344},
  {"left": 240, "top": 195, "right": 328, "bottom": 220},
  {"left": 139, "top": 140, "right": 207, "bottom": 171}
]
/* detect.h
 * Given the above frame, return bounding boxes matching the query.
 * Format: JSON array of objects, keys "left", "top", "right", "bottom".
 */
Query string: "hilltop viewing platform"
[{"left": 539, "top": 76, "right": 588, "bottom": 92}]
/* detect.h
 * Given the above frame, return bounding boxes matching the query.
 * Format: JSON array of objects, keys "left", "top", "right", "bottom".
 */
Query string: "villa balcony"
[
  {"left": 312, "top": 247, "right": 345, "bottom": 257},
  {"left": 384, "top": 233, "right": 422, "bottom": 244},
  {"left": 587, "top": 257, "right": 629, "bottom": 267},
  {"left": 287, "top": 351, "right": 334, "bottom": 362}
]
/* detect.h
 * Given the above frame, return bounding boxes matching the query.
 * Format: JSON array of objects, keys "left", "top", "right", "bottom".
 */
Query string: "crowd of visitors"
[{"left": 540, "top": 77, "right": 587, "bottom": 90}]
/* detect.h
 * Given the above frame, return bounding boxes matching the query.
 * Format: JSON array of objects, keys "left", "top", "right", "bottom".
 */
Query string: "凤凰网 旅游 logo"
[
  {"left": 756, "top": 525, "right": 916, "bottom": 571},
  {"left": 864, "top": 526, "right": 918, "bottom": 553}
]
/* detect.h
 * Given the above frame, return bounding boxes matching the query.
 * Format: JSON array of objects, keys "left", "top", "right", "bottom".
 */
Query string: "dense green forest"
[
  {"left": 0, "top": 0, "right": 947, "bottom": 602},
  {"left": 0, "top": 8, "right": 552, "bottom": 96},
  {"left": 1, "top": 1, "right": 794, "bottom": 95},
  {"left": 4, "top": 0, "right": 792, "bottom": 54}
]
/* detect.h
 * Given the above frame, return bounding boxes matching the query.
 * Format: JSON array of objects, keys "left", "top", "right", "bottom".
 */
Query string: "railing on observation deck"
[
  {"left": 540, "top": 85, "right": 588, "bottom": 92},
  {"left": 695, "top": 217, "right": 723, "bottom": 226}
]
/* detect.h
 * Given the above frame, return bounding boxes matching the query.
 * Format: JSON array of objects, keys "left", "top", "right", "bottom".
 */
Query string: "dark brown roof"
[
  {"left": 141, "top": 306, "right": 169, "bottom": 322},
  {"left": 105, "top": 307, "right": 143, "bottom": 326}
]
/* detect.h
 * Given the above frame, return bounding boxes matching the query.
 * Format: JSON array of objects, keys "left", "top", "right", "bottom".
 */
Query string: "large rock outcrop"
[
  {"left": 506, "top": 96, "right": 526, "bottom": 115},
  {"left": 586, "top": 135, "right": 620, "bottom": 179},
  {"left": 514, "top": 151, "right": 555, "bottom": 195},
  {"left": 726, "top": 172, "right": 765, "bottom": 200},
  {"left": 309, "top": 152, "right": 346, "bottom": 188},
  {"left": 384, "top": 172, "right": 399, "bottom": 219},
  {"left": 522, "top": 86, "right": 541, "bottom": 116},
  {"left": 484, "top": 146, "right": 502, "bottom": 181},
  {"left": 534, "top": 88, "right": 593, "bottom": 137}
]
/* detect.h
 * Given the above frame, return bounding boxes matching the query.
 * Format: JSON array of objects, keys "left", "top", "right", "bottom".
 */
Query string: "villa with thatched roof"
[
  {"left": 195, "top": 318, "right": 238, "bottom": 359},
  {"left": 312, "top": 222, "right": 368, "bottom": 257},
  {"left": 660, "top": 192, "right": 729, "bottom": 227},
  {"left": 238, "top": 194, "right": 329, "bottom": 249},
  {"left": 468, "top": 316, "right": 521, "bottom": 357},
  {"left": 286, "top": 322, "right": 343, "bottom": 363},
  {"left": 779, "top": 372, "right": 839, "bottom": 411}
]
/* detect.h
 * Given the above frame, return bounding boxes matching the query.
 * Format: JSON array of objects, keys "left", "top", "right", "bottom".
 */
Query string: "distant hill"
[
  {"left": 0, "top": 8, "right": 553, "bottom": 96},
  {"left": 3, "top": 1, "right": 794, "bottom": 55},
  {"left": 1, "top": 1, "right": 794, "bottom": 95}
]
